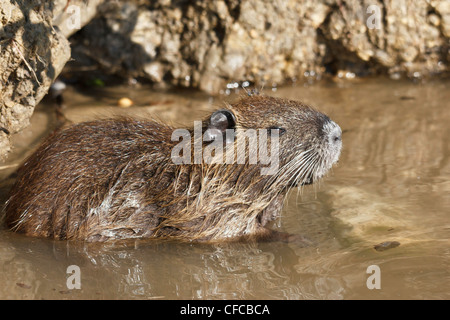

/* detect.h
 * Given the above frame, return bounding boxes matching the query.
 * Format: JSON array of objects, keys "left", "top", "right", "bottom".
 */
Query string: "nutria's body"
[{"left": 3, "top": 95, "right": 342, "bottom": 242}]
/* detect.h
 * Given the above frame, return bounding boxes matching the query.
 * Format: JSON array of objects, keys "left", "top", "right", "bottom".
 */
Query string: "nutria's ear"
[{"left": 204, "top": 110, "right": 236, "bottom": 143}]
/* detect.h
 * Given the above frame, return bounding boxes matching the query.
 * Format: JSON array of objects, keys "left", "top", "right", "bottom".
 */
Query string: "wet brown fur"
[{"left": 3, "top": 95, "right": 339, "bottom": 242}]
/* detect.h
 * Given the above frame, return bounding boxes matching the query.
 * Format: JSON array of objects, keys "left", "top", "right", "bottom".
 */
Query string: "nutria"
[{"left": 3, "top": 94, "right": 342, "bottom": 242}]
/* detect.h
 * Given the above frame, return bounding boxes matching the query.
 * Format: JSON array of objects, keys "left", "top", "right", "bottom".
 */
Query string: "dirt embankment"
[{"left": 67, "top": 0, "right": 450, "bottom": 91}]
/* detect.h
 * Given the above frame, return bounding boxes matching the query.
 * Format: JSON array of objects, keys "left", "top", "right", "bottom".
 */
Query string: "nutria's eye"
[
  {"left": 204, "top": 109, "right": 236, "bottom": 144},
  {"left": 267, "top": 126, "right": 286, "bottom": 137}
]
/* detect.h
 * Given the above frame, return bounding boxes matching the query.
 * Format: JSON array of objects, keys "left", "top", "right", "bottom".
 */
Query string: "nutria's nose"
[
  {"left": 331, "top": 127, "right": 342, "bottom": 144},
  {"left": 320, "top": 120, "right": 342, "bottom": 168},
  {"left": 324, "top": 120, "right": 342, "bottom": 145}
]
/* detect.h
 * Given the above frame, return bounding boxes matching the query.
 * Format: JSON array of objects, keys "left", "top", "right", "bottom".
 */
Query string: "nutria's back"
[
  {"left": 3, "top": 95, "right": 342, "bottom": 242},
  {"left": 4, "top": 119, "right": 175, "bottom": 241}
]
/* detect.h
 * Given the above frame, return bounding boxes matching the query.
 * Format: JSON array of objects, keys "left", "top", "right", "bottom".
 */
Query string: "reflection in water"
[
  {"left": 0, "top": 78, "right": 449, "bottom": 299},
  {"left": 0, "top": 232, "right": 348, "bottom": 299}
]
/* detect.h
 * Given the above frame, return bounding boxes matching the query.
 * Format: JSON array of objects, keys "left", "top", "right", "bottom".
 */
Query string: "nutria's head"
[{"left": 202, "top": 94, "right": 342, "bottom": 191}]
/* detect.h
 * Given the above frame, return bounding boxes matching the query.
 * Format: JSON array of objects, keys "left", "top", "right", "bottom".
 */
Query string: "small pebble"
[
  {"left": 16, "top": 282, "right": 31, "bottom": 289},
  {"left": 59, "top": 290, "right": 72, "bottom": 294},
  {"left": 373, "top": 241, "right": 401, "bottom": 252},
  {"left": 50, "top": 79, "right": 66, "bottom": 93},
  {"left": 118, "top": 97, "right": 133, "bottom": 108}
]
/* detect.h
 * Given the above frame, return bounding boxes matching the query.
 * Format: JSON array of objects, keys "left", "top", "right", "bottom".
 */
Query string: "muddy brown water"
[{"left": 0, "top": 78, "right": 448, "bottom": 299}]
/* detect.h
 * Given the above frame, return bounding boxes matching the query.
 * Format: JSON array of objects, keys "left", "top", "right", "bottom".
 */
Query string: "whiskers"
[{"left": 264, "top": 147, "right": 326, "bottom": 201}]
